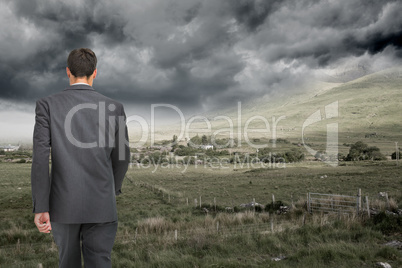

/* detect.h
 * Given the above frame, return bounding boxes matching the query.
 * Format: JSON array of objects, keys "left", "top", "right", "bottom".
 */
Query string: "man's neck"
[{"left": 70, "top": 77, "right": 93, "bottom": 86}]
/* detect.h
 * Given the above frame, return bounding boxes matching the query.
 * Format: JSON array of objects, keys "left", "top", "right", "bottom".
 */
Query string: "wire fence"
[
  {"left": 129, "top": 176, "right": 303, "bottom": 211},
  {"left": 307, "top": 192, "right": 358, "bottom": 214},
  {"left": 307, "top": 189, "right": 371, "bottom": 215}
]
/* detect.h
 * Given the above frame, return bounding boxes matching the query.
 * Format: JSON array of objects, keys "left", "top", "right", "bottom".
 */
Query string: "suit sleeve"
[
  {"left": 111, "top": 105, "right": 130, "bottom": 195},
  {"left": 31, "top": 100, "right": 51, "bottom": 213}
]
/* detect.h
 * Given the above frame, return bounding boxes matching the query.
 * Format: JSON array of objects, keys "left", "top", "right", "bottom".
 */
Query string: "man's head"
[{"left": 66, "top": 48, "right": 97, "bottom": 85}]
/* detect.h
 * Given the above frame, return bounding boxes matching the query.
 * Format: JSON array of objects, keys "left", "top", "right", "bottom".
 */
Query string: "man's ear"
[
  {"left": 92, "top": 68, "right": 97, "bottom": 79},
  {"left": 66, "top": 67, "right": 71, "bottom": 78}
]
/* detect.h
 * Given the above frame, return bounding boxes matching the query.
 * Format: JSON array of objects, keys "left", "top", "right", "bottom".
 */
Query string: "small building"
[
  {"left": 0, "top": 144, "right": 20, "bottom": 152},
  {"left": 201, "top": 144, "right": 214, "bottom": 150}
]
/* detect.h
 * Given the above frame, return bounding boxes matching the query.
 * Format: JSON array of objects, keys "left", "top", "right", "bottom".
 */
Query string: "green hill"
[{"left": 134, "top": 67, "right": 402, "bottom": 156}]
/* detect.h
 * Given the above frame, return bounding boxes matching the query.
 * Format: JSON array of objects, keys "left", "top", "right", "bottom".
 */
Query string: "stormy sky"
[{"left": 1, "top": 0, "right": 402, "bottom": 141}]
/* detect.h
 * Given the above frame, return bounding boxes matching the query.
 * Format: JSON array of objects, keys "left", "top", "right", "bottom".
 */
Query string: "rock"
[
  {"left": 240, "top": 201, "right": 263, "bottom": 208},
  {"left": 277, "top": 206, "right": 290, "bottom": 214},
  {"left": 376, "top": 262, "right": 391, "bottom": 268},
  {"left": 369, "top": 208, "right": 379, "bottom": 216},
  {"left": 271, "top": 255, "right": 286, "bottom": 261},
  {"left": 384, "top": 240, "right": 402, "bottom": 249},
  {"left": 396, "top": 209, "right": 402, "bottom": 216},
  {"left": 378, "top": 192, "right": 387, "bottom": 197},
  {"left": 385, "top": 210, "right": 398, "bottom": 216}
]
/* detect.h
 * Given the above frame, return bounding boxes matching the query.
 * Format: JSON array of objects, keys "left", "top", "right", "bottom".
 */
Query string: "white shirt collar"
[{"left": 71, "top": 82, "right": 90, "bottom": 86}]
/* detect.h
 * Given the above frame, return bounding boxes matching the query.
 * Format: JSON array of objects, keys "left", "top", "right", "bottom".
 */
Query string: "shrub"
[
  {"left": 175, "top": 147, "right": 201, "bottom": 156},
  {"left": 375, "top": 247, "right": 400, "bottom": 260},
  {"left": 284, "top": 149, "right": 305, "bottom": 162},
  {"left": 17, "top": 159, "right": 26, "bottom": 163},
  {"left": 183, "top": 156, "right": 196, "bottom": 165},
  {"left": 254, "top": 205, "right": 263, "bottom": 213},
  {"left": 369, "top": 211, "right": 402, "bottom": 235},
  {"left": 391, "top": 151, "right": 402, "bottom": 159},
  {"left": 269, "top": 138, "right": 290, "bottom": 144},
  {"left": 205, "top": 149, "right": 229, "bottom": 157},
  {"left": 265, "top": 201, "right": 286, "bottom": 213}
]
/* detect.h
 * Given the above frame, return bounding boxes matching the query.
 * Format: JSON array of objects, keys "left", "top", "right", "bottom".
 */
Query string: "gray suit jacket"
[{"left": 31, "top": 84, "right": 130, "bottom": 223}]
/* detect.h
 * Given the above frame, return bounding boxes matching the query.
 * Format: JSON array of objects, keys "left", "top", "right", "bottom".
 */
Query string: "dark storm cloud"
[
  {"left": 230, "top": 0, "right": 282, "bottom": 32},
  {"left": 0, "top": 0, "right": 131, "bottom": 100},
  {"left": 12, "top": 0, "right": 128, "bottom": 46},
  {"left": 350, "top": 29, "right": 402, "bottom": 56},
  {"left": 251, "top": 0, "right": 402, "bottom": 68},
  {"left": 0, "top": 0, "right": 402, "bottom": 113}
]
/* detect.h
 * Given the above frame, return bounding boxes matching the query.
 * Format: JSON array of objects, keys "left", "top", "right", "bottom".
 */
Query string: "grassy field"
[{"left": 0, "top": 161, "right": 401, "bottom": 267}]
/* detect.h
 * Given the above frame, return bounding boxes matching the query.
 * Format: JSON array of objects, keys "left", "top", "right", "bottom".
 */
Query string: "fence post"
[
  {"left": 385, "top": 193, "right": 390, "bottom": 209},
  {"left": 195, "top": 198, "right": 198, "bottom": 208},
  {"left": 217, "top": 221, "right": 219, "bottom": 233},
  {"left": 253, "top": 198, "right": 256, "bottom": 213},
  {"left": 272, "top": 194, "right": 275, "bottom": 204},
  {"left": 366, "top": 196, "right": 370, "bottom": 218},
  {"left": 291, "top": 193, "right": 294, "bottom": 208},
  {"left": 357, "top": 188, "right": 361, "bottom": 214},
  {"left": 186, "top": 198, "right": 189, "bottom": 206},
  {"left": 270, "top": 218, "right": 274, "bottom": 233},
  {"left": 174, "top": 230, "right": 177, "bottom": 241},
  {"left": 200, "top": 196, "right": 202, "bottom": 208}
]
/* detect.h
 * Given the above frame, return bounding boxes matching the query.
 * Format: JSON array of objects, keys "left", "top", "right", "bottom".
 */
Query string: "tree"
[
  {"left": 284, "top": 149, "right": 305, "bottom": 162},
  {"left": 345, "top": 141, "right": 386, "bottom": 161},
  {"left": 201, "top": 135, "right": 208, "bottom": 145},
  {"left": 189, "top": 135, "right": 202, "bottom": 147}
]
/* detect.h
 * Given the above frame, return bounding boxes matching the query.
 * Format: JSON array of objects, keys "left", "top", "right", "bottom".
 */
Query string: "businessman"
[{"left": 31, "top": 48, "right": 130, "bottom": 267}]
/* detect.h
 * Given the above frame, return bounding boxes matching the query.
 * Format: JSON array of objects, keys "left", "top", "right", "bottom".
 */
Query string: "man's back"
[
  {"left": 31, "top": 48, "right": 129, "bottom": 267},
  {"left": 31, "top": 84, "right": 130, "bottom": 223}
]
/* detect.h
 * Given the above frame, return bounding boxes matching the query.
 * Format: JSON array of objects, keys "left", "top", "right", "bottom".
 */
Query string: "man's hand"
[{"left": 34, "top": 212, "right": 52, "bottom": 233}]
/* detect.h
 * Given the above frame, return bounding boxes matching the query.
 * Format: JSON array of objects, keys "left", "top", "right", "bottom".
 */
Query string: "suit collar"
[{"left": 64, "top": 84, "right": 95, "bottom": 91}]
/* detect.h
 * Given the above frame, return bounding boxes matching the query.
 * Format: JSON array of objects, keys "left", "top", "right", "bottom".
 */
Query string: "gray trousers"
[{"left": 51, "top": 221, "right": 118, "bottom": 268}]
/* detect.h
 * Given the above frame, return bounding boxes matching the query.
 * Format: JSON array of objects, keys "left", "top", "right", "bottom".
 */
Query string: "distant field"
[
  {"left": 125, "top": 161, "right": 402, "bottom": 207},
  {"left": 146, "top": 68, "right": 402, "bottom": 157},
  {"left": 0, "top": 161, "right": 401, "bottom": 267}
]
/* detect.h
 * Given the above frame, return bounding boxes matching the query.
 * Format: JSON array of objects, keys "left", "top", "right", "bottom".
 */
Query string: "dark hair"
[{"left": 67, "top": 48, "right": 97, "bottom": 78}]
